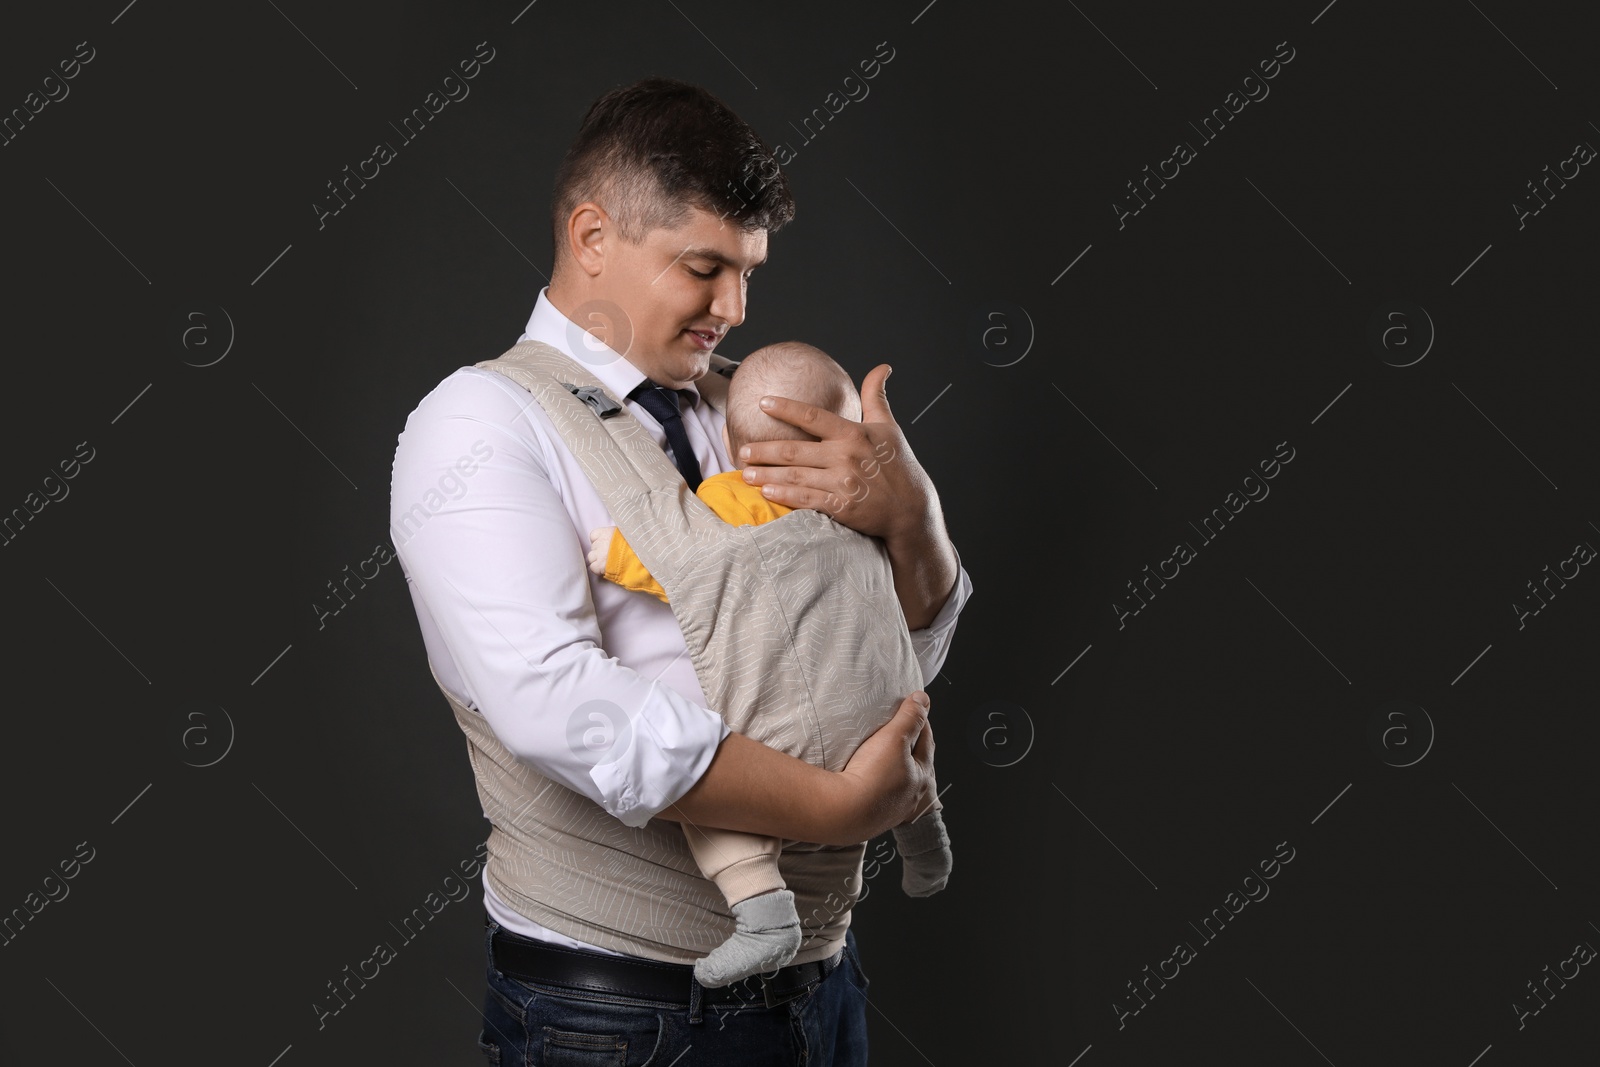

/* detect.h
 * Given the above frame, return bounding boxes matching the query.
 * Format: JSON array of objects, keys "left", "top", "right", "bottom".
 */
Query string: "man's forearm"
[
  {"left": 659, "top": 692, "right": 938, "bottom": 847},
  {"left": 885, "top": 488, "right": 960, "bottom": 631},
  {"left": 657, "top": 732, "right": 860, "bottom": 845}
]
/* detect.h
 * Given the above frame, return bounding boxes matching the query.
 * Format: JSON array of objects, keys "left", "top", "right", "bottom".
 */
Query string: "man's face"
[{"left": 598, "top": 204, "right": 768, "bottom": 389}]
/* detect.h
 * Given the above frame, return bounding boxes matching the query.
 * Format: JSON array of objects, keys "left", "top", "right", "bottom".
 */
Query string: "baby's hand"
[{"left": 587, "top": 527, "right": 616, "bottom": 575}]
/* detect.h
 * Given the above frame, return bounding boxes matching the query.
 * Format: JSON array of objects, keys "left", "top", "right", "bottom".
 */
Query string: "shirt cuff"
[
  {"left": 588, "top": 701, "right": 732, "bottom": 828},
  {"left": 907, "top": 548, "right": 974, "bottom": 688}
]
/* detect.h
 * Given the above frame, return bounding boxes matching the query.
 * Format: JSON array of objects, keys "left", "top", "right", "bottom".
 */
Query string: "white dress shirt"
[{"left": 389, "top": 287, "right": 973, "bottom": 956}]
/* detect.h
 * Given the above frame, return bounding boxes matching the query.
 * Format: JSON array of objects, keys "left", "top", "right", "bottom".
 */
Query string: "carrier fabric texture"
[{"left": 436, "top": 340, "right": 925, "bottom": 965}]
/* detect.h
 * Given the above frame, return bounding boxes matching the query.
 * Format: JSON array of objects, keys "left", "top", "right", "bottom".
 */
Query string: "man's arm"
[
  {"left": 392, "top": 368, "right": 932, "bottom": 840},
  {"left": 736, "top": 364, "right": 961, "bottom": 630},
  {"left": 656, "top": 691, "right": 938, "bottom": 847},
  {"left": 392, "top": 371, "right": 726, "bottom": 825}
]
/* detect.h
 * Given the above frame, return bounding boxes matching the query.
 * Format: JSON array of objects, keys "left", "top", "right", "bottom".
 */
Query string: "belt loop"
[{"left": 688, "top": 975, "right": 704, "bottom": 1025}]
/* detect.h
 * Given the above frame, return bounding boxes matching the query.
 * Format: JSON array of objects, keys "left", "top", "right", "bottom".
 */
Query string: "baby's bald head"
[{"left": 724, "top": 341, "right": 861, "bottom": 458}]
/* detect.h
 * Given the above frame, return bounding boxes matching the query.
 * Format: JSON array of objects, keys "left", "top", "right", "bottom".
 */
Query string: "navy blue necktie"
[{"left": 627, "top": 380, "right": 703, "bottom": 491}]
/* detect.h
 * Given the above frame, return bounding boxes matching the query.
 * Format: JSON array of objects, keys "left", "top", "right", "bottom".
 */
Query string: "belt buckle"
[{"left": 759, "top": 968, "right": 802, "bottom": 1009}]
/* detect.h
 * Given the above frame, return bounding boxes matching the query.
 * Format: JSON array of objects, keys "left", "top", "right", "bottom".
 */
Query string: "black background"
[{"left": 2, "top": 1, "right": 1597, "bottom": 1064}]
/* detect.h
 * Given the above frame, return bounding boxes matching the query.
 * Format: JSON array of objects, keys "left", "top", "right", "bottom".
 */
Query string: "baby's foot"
[
  {"left": 694, "top": 889, "right": 802, "bottom": 988},
  {"left": 894, "top": 810, "right": 952, "bottom": 897}
]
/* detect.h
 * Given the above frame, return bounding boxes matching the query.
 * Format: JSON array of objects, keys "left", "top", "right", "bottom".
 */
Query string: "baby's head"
[{"left": 722, "top": 341, "right": 862, "bottom": 460}]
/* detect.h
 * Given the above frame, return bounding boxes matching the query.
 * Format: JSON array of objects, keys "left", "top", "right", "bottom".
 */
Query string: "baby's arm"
[{"left": 587, "top": 526, "right": 669, "bottom": 603}]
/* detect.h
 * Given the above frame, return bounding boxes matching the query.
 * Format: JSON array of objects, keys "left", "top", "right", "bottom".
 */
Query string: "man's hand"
[
  {"left": 739, "top": 364, "right": 960, "bottom": 630},
  {"left": 587, "top": 526, "right": 616, "bottom": 575},
  {"left": 738, "top": 364, "right": 927, "bottom": 543},
  {"left": 837, "top": 691, "right": 937, "bottom": 842}
]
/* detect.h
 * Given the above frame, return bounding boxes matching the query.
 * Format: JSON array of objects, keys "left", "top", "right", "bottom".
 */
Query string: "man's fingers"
[
  {"left": 739, "top": 438, "right": 831, "bottom": 470},
  {"left": 900, "top": 691, "right": 931, "bottom": 742},
  {"left": 912, "top": 715, "right": 934, "bottom": 762},
  {"left": 757, "top": 394, "right": 854, "bottom": 440},
  {"left": 746, "top": 463, "right": 872, "bottom": 510},
  {"left": 743, "top": 461, "right": 845, "bottom": 493},
  {"left": 747, "top": 479, "right": 847, "bottom": 517},
  {"left": 860, "top": 364, "right": 894, "bottom": 425}
]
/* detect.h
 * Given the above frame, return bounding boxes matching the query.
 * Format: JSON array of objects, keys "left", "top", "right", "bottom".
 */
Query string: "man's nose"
[{"left": 710, "top": 274, "right": 747, "bottom": 328}]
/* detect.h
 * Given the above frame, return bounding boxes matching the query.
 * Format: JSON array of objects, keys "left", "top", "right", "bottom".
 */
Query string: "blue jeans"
[{"left": 476, "top": 918, "right": 870, "bottom": 1065}]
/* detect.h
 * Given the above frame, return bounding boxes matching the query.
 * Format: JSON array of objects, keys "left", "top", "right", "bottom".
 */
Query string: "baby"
[{"left": 587, "top": 341, "right": 953, "bottom": 988}]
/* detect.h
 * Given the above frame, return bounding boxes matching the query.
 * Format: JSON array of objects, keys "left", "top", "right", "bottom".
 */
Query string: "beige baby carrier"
[{"left": 437, "top": 339, "right": 925, "bottom": 966}]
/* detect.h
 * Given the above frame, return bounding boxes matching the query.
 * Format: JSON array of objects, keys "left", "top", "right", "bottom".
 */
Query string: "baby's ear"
[{"left": 721, "top": 423, "right": 733, "bottom": 459}]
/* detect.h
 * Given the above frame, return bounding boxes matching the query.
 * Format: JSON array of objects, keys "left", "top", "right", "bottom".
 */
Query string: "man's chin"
[{"left": 666, "top": 348, "right": 712, "bottom": 385}]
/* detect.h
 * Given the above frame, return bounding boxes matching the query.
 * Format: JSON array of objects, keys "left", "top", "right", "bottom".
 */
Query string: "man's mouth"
[{"left": 682, "top": 328, "right": 719, "bottom": 350}]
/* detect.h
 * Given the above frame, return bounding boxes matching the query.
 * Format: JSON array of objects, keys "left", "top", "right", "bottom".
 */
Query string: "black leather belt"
[{"left": 489, "top": 920, "right": 844, "bottom": 1009}]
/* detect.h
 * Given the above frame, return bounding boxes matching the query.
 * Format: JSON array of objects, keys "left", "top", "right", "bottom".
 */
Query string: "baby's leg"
[
  {"left": 893, "top": 802, "right": 953, "bottom": 897},
  {"left": 683, "top": 826, "right": 802, "bottom": 987}
]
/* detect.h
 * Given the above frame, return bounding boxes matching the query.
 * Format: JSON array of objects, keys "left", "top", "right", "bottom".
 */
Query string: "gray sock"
[
  {"left": 894, "top": 810, "right": 952, "bottom": 897},
  {"left": 694, "top": 889, "right": 803, "bottom": 988}
]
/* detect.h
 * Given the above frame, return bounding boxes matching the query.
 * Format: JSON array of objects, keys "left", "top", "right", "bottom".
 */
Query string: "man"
[{"left": 389, "top": 77, "right": 973, "bottom": 1064}]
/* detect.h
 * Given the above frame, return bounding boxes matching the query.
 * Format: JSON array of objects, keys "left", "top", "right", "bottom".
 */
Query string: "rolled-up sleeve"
[
  {"left": 390, "top": 371, "right": 729, "bottom": 827},
  {"left": 907, "top": 551, "right": 974, "bottom": 687}
]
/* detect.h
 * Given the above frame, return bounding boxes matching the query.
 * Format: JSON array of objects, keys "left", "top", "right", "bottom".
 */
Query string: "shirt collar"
[{"left": 518, "top": 287, "right": 701, "bottom": 408}]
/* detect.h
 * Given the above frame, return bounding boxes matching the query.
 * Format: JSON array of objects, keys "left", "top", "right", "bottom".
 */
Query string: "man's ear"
[{"left": 567, "top": 202, "right": 608, "bottom": 278}]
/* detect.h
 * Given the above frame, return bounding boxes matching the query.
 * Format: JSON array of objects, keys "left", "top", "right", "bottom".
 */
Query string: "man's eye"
[{"left": 687, "top": 266, "right": 716, "bottom": 279}]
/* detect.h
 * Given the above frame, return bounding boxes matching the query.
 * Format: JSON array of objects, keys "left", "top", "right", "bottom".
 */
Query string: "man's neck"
[
  {"left": 545, "top": 280, "right": 652, "bottom": 376},
  {"left": 544, "top": 279, "right": 577, "bottom": 321}
]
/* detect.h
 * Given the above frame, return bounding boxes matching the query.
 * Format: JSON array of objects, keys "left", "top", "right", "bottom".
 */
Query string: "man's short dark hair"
[{"left": 550, "top": 77, "right": 796, "bottom": 265}]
